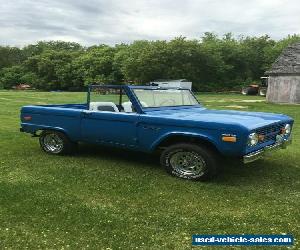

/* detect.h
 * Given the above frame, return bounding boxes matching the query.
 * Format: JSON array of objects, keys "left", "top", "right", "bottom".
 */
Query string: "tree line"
[{"left": 0, "top": 33, "right": 300, "bottom": 91}]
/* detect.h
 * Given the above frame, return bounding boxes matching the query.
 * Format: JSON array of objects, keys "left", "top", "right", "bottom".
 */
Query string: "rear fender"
[{"left": 21, "top": 123, "right": 69, "bottom": 137}]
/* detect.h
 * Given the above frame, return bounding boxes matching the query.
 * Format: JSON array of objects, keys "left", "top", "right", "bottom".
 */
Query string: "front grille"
[{"left": 254, "top": 123, "right": 285, "bottom": 144}]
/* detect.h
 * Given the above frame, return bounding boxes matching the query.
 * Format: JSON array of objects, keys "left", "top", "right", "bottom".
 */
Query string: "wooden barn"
[{"left": 265, "top": 42, "right": 300, "bottom": 104}]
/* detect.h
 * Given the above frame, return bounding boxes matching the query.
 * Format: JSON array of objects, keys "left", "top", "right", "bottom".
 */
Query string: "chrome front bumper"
[{"left": 243, "top": 138, "right": 292, "bottom": 164}]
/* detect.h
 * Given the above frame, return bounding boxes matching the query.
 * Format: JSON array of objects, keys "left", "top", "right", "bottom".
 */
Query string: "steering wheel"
[{"left": 159, "top": 99, "right": 176, "bottom": 106}]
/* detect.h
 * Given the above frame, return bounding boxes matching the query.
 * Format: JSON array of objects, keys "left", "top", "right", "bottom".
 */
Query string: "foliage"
[
  {"left": 23, "top": 50, "right": 83, "bottom": 90},
  {"left": 0, "top": 46, "right": 26, "bottom": 70},
  {"left": 0, "top": 65, "right": 24, "bottom": 89},
  {"left": 72, "top": 45, "right": 120, "bottom": 86},
  {"left": 0, "top": 34, "right": 300, "bottom": 90}
]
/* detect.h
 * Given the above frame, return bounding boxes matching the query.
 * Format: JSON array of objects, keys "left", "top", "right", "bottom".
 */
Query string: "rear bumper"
[{"left": 243, "top": 138, "right": 292, "bottom": 164}]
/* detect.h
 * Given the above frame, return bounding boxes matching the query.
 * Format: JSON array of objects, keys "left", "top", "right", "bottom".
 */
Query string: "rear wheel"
[
  {"left": 39, "top": 130, "right": 76, "bottom": 155},
  {"left": 259, "top": 88, "right": 267, "bottom": 96},
  {"left": 241, "top": 87, "right": 249, "bottom": 95},
  {"left": 160, "top": 143, "right": 218, "bottom": 181}
]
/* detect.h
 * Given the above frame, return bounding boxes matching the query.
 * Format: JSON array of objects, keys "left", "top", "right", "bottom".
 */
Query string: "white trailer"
[{"left": 150, "top": 79, "right": 192, "bottom": 90}]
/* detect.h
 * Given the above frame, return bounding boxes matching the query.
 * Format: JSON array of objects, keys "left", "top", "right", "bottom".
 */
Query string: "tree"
[
  {"left": 0, "top": 66, "right": 24, "bottom": 89},
  {"left": 1, "top": 35, "right": 300, "bottom": 91},
  {"left": 22, "top": 41, "right": 84, "bottom": 57},
  {"left": 72, "top": 45, "right": 119, "bottom": 86},
  {"left": 114, "top": 40, "right": 169, "bottom": 83},
  {"left": 0, "top": 46, "right": 25, "bottom": 71},
  {"left": 23, "top": 50, "right": 82, "bottom": 90}
]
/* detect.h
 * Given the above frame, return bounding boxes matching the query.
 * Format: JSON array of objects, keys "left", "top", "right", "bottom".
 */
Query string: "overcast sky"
[{"left": 0, "top": 0, "right": 299, "bottom": 46}]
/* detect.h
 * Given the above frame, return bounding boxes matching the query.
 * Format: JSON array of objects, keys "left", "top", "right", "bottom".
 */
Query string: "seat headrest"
[
  {"left": 122, "top": 101, "right": 133, "bottom": 112},
  {"left": 89, "top": 102, "right": 119, "bottom": 112}
]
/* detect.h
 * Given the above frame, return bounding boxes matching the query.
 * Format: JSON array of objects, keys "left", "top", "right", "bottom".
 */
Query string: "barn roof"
[{"left": 266, "top": 42, "right": 300, "bottom": 75}]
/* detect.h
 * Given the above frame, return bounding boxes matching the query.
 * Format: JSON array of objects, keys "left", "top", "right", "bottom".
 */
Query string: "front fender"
[{"left": 149, "top": 131, "right": 219, "bottom": 152}]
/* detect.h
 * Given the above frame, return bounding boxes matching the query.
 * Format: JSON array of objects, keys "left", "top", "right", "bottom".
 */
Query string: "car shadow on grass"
[
  {"left": 63, "top": 143, "right": 297, "bottom": 187},
  {"left": 76, "top": 143, "right": 161, "bottom": 169}
]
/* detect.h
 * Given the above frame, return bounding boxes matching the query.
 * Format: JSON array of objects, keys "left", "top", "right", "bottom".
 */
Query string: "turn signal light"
[{"left": 222, "top": 136, "right": 236, "bottom": 142}]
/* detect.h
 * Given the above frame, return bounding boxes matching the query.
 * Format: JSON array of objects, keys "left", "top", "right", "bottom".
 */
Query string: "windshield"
[{"left": 133, "top": 89, "right": 199, "bottom": 108}]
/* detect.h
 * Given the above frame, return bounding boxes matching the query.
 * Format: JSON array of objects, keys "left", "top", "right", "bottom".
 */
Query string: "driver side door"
[
  {"left": 81, "top": 111, "right": 139, "bottom": 148},
  {"left": 80, "top": 86, "right": 140, "bottom": 148}
]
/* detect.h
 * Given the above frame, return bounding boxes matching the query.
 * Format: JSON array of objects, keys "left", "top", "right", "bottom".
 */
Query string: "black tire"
[
  {"left": 241, "top": 87, "right": 249, "bottom": 95},
  {"left": 259, "top": 88, "right": 267, "bottom": 96},
  {"left": 241, "top": 87, "right": 258, "bottom": 95},
  {"left": 39, "top": 130, "right": 76, "bottom": 155},
  {"left": 160, "top": 143, "right": 218, "bottom": 181}
]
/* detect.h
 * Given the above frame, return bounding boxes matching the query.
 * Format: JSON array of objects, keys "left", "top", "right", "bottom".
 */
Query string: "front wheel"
[
  {"left": 160, "top": 143, "right": 218, "bottom": 181},
  {"left": 39, "top": 130, "right": 76, "bottom": 155}
]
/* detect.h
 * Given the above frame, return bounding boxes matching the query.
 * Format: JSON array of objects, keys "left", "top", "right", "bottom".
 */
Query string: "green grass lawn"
[{"left": 0, "top": 91, "right": 299, "bottom": 249}]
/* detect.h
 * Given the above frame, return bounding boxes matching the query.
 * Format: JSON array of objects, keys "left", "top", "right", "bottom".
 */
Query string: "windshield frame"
[{"left": 129, "top": 86, "right": 201, "bottom": 110}]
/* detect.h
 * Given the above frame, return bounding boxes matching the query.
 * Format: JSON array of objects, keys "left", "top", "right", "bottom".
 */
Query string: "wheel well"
[
  {"left": 36, "top": 129, "right": 68, "bottom": 138},
  {"left": 156, "top": 135, "right": 220, "bottom": 153},
  {"left": 37, "top": 129, "right": 78, "bottom": 143}
]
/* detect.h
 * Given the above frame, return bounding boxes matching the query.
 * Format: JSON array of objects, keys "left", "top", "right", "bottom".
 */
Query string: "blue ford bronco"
[{"left": 20, "top": 85, "right": 293, "bottom": 181}]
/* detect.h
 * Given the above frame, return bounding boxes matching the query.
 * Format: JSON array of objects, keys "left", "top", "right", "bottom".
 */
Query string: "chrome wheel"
[
  {"left": 42, "top": 133, "right": 64, "bottom": 153},
  {"left": 169, "top": 151, "right": 206, "bottom": 176}
]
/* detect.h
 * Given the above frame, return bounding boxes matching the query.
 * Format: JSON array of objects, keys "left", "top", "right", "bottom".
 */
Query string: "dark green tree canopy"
[{"left": 0, "top": 35, "right": 300, "bottom": 91}]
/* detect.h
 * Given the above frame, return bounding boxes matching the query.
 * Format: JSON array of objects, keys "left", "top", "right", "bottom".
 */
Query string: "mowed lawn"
[{"left": 0, "top": 90, "right": 299, "bottom": 249}]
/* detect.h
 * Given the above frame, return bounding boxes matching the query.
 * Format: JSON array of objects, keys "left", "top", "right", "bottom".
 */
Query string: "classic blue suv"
[{"left": 20, "top": 85, "right": 293, "bottom": 181}]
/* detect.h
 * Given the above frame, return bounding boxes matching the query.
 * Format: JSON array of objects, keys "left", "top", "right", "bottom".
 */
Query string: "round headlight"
[
  {"left": 248, "top": 133, "right": 258, "bottom": 146},
  {"left": 284, "top": 124, "right": 291, "bottom": 134}
]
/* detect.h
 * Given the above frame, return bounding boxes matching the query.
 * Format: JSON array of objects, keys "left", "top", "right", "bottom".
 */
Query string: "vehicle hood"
[{"left": 144, "top": 107, "right": 293, "bottom": 131}]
